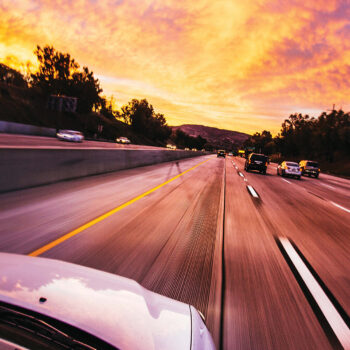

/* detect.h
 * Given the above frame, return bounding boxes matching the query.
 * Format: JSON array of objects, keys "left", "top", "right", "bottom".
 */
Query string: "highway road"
[
  {"left": 0, "top": 155, "right": 349, "bottom": 349},
  {"left": 0, "top": 133, "right": 165, "bottom": 150}
]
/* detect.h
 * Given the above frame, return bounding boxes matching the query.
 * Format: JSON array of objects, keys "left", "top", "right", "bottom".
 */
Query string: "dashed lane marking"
[
  {"left": 320, "top": 183, "right": 336, "bottom": 190},
  {"left": 247, "top": 185, "right": 259, "bottom": 198},
  {"left": 277, "top": 237, "right": 350, "bottom": 349},
  {"left": 331, "top": 202, "right": 350, "bottom": 214}
]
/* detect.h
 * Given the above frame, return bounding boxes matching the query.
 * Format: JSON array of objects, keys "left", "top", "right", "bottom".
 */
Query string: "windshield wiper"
[{"left": 0, "top": 305, "right": 96, "bottom": 349}]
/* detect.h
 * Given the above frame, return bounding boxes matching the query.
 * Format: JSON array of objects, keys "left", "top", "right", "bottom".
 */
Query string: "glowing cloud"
[{"left": 0, "top": 0, "right": 349, "bottom": 134}]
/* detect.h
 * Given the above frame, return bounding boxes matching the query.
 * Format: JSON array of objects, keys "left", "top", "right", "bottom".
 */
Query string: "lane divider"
[
  {"left": 276, "top": 237, "right": 350, "bottom": 349},
  {"left": 331, "top": 202, "right": 350, "bottom": 214},
  {"left": 247, "top": 185, "right": 259, "bottom": 198},
  {"left": 28, "top": 158, "right": 211, "bottom": 257},
  {"left": 282, "top": 178, "right": 291, "bottom": 184},
  {"left": 320, "top": 183, "right": 336, "bottom": 190},
  {"left": 238, "top": 172, "right": 244, "bottom": 177}
]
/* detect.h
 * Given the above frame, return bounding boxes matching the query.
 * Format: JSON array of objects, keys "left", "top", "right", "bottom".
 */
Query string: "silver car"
[
  {"left": 56, "top": 129, "right": 84, "bottom": 142},
  {"left": 277, "top": 161, "right": 301, "bottom": 179},
  {"left": 0, "top": 253, "right": 215, "bottom": 350}
]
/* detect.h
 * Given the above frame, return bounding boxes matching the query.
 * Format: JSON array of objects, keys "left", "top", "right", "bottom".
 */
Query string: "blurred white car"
[
  {"left": 116, "top": 136, "right": 131, "bottom": 144},
  {"left": 277, "top": 161, "right": 301, "bottom": 179},
  {"left": 0, "top": 253, "right": 215, "bottom": 350},
  {"left": 166, "top": 144, "right": 176, "bottom": 150},
  {"left": 56, "top": 129, "right": 84, "bottom": 142}
]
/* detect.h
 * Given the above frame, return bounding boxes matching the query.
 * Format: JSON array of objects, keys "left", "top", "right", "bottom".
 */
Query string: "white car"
[
  {"left": 56, "top": 129, "right": 84, "bottom": 142},
  {"left": 277, "top": 161, "right": 301, "bottom": 179},
  {"left": 116, "top": 137, "right": 131, "bottom": 144},
  {"left": 0, "top": 253, "right": 215, "bottom": 350},
  {"left": 166, "top": 144, "right": 176, "bottom": 150}
]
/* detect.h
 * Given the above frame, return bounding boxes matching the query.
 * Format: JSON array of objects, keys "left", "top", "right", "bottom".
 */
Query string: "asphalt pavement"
[{"left": 0, "top": 155, "right": 349, "bottom": 349}]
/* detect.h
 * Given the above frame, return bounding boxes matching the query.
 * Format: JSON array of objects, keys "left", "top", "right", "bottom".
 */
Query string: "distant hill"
[{"left": 172, "top": 124, "right": 250, "bottom": 148}]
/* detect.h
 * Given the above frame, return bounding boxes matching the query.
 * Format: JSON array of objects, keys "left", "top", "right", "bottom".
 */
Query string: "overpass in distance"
[{"left": 0, "top": 136, "right": 349, "bottom": 349}]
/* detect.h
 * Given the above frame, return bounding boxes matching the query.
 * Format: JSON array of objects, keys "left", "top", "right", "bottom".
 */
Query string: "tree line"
[
  {"left": 1, "top": 45, "right": 209, "bottom": 148},
  {"left": 244, "top": 110, "right": 350, "bottom": 162}
]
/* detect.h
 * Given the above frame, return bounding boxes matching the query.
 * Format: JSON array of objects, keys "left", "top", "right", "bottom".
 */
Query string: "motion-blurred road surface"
[{"left": 0, "top": 154, "right": 349, "bottom": 349}]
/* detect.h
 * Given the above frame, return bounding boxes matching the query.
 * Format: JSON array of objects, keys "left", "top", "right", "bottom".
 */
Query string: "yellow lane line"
[{"left": 29, "top": 158, "right": 211, "bottom": 257}]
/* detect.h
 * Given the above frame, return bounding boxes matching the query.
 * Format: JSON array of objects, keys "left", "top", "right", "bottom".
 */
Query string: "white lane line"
[
  {"left": 320, "top": 183, "right": 335, "bottom": 190},
  {"left": 244, "top": 178, "right": 248, "bottom": 182},
  {"left": 247, "top": 185, "right": 259, "bottom": 198},
  {"left": 239, "top": 172, "right": 244, "bottom": 177},
  {"left": 282, "top": 178, "right": 291, "bottom": 184},
  {"left": 279, "top": 237, "right": 350, "bottom": 348},
  {"left": 331, "top": 202, "right": 350, "bottom": 214}
]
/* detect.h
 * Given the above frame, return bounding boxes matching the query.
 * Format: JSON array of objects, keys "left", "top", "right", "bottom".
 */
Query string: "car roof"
[
  {"left": 0, "top": 253, "right": 191, "bottom": 350},
  {"left": 60, "top": 130, "right": 82, "bottom": 133},
  {"left": 250, "top": 153, "right": 267, "bottom": 157}
]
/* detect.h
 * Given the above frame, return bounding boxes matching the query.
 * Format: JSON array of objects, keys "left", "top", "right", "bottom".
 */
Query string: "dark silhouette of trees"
[
  {"left": 120, "top": 98, "right": 171, "bottom": 143},
  {"left": 0, "top": 63, "right": 27, "bottom": 87},
  {"left": 31, "top": 45, "right": 103, "bottom": 113},
  {"left": 171, "top": 129, "right": 208, "bottom": 149},
  {"left": 244, "top": 110, "right": 350, "bottom": 162},
  {"left": 244, "top": 130, "right": 274, "bottom": 154}
]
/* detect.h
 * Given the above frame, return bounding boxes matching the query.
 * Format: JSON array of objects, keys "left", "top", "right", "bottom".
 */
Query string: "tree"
[
  {"left": 244, "top": 130, "right": 273, "bottom": 154},
  {"left": 0, "top": 63, "right": 27, "bottom": 87},
  {"left": 120, "top": 99, "right": 171, "bottom": 143},
  {"left": 31, "top": 45, "right": 103, "bottom": 113}
]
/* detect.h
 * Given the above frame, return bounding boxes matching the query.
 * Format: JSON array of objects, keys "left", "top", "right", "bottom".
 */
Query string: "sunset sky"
[{"left": 1, "top": 0, "right": 349, "bottom": 134}]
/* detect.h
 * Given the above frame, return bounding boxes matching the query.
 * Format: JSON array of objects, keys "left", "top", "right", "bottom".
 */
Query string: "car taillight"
[{"left": 265, "top": 162, "right": 268, "bottom": 166}]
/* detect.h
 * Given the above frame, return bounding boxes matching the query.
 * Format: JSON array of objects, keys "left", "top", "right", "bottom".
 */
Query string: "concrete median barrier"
[
  {"left": 0, "top": 121, "right": 56, "bottom": 137},
  {"left": 1, "top": 148, "right": 204, "bottom": 192}
]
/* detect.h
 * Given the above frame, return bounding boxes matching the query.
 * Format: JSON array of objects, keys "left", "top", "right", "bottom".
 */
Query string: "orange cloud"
[{"left": 0, "top": 0, "right": 349, "bottom": 134}]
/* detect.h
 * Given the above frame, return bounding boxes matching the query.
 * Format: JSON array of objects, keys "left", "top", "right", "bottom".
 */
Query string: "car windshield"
[
  {"left": 251, "top": 154, "right": 267, "bottom": 161},
  {"left": 307, "top": 161, "right": 319, "bottom": 167},
  {"left": 0, "top": 303, "right": 118, "bottom": 350},
  {"left": 61, "top": 130, "right": 80, "bottom": 135},
  {"left": 286, "top": 162, "right": 299, "bottom": 167}
]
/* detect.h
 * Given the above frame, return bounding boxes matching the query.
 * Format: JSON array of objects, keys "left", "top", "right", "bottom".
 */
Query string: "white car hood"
[{"left": 0, "top": 253, "right": 191, "bottom": 350}]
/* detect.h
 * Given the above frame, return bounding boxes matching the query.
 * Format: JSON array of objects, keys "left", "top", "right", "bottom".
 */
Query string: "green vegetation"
[
  {"left": 1, "top": 45, "right": 206, "bottom": 148},
  {"left": 244, "top": 111, "right": 350, "bottom": 177}
]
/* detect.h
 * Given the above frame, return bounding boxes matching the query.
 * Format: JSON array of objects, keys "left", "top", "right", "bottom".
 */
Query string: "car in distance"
[
  {"left": 244, "top": 153, "right": 268, "bottom": 174},
  {"left": 116, "top": 136, "right": 131, "bottom": 144},
  {"left": 56, "top": 129, "right": 84, "bottom": 142},
  {"left": 0, "top": 253, "right": 215, "bottom": 350},
  {"left": 277, "top": 161, "right": 301, "bottom": 179},
  {"left": 166, "top": 144, "right": 177, "bottom": 150},
  {"left": 217, "top": 150, "right": 226, "bottom": 158},
  {"left": 299, "top": 160, "right": 320, "bottom": 178}
]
